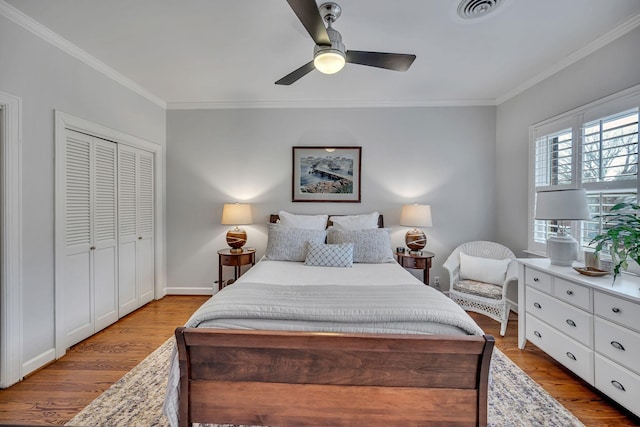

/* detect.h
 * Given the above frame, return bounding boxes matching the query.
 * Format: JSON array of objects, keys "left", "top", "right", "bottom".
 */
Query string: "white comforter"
[{"left": 163, "top": 259, "right": 484, "bottom": 426}]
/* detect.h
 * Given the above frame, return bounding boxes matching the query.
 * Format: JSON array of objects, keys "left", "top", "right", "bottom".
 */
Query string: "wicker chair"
[{"left": 443, "top": 241, "right": 517, "bottom": 336}]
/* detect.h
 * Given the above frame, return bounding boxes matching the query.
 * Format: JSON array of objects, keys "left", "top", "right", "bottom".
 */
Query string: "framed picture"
[{"left": 292, "top": 146, "right": 361, "bottom": 203}]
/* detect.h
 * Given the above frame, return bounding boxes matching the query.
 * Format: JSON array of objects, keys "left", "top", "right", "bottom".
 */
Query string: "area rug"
[{"left": 67, "top": 338, "right": 584, "bottom": 427}]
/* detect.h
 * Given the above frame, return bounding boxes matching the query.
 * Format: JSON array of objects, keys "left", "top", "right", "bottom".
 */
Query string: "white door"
[
  {"left": 93, "top": 139, "right": 118, "bottom": 331},
  {"left": 61, "top": 130, "right": 118, "bottom": 347},
  {"left": 117, "top": 145, "right": 138, "bottom": 317},
  {"left": 137, "top": 150, "right": 155, "bottom": 305},
  {"left": 62, "top": 131, "right": 94, "bottom": 347},
  {"left": 118, "top": 145, "right": 155, "bottom": 317}
]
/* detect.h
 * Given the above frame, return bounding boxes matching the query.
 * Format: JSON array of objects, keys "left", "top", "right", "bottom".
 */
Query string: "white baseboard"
[
  {"left": 22, "top": 348, "right": 55, "bottom": 377},
  {"left": 164, "top": 286, "right": 214, "bottom": 296}
]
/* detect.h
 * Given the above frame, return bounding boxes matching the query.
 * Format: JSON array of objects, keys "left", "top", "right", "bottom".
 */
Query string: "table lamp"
[
  {"left": 400, "top": 204, "right": 433, "bottom": 254},
  {"left": 221, "top": 203, "right": 253, "bottom": 253},
  {"left": 535, "top": 189, "right": 590, "bottom": 266}
]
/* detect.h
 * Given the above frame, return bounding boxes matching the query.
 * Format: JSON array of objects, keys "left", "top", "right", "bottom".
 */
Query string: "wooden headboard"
[{"left": 269, "top": 214, "right": 384, "bottom": 228}]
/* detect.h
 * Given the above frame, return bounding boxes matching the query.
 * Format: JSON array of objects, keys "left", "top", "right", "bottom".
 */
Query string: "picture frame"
[{"left": 292, "top": 146, "right": 361, "bottom": 203}]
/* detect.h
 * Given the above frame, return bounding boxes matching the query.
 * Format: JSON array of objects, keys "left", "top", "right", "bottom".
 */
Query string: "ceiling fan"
[{"left": 275, "top": 0, "right": 417, "bottom": 85}]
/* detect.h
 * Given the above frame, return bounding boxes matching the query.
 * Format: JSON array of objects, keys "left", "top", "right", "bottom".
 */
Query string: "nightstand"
[
  {"left": 396, "top": 250, "right": 435, "bottom": 285},
  {"left": 218, "top": 248, "right": 256, "bottom": 290}
]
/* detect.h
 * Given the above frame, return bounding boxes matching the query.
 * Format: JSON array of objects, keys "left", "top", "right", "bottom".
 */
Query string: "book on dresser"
[{"left": 516, "top": 258, "right": 640, "bottom": 418}]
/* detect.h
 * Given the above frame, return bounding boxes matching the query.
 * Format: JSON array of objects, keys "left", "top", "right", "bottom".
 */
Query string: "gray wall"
[
  {"left": 166, "top": 106, "right": 497, "bottom": 293},
  {"left": 0, "top": 15, "right": 166, "bottom": 368}
]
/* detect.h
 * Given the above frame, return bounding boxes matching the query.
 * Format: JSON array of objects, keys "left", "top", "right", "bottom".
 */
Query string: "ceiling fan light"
[{"left": 314, "top": 50, "right": 345, "bottom": 74}]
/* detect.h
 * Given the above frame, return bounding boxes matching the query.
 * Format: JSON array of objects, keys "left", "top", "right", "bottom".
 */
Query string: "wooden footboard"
[{"left": 175, "top": 327, "right": 494, "bottom": 427}]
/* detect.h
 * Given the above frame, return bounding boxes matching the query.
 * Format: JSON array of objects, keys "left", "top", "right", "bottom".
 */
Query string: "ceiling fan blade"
[
  {"left": 346, "top": 51, "right": 416, "bottom": 71},
  {"left": 275, "top": 61, "right": 316, "bottom": 85},
  {"left": 286, "top": 0, "right": 331, "bottom": 46}
]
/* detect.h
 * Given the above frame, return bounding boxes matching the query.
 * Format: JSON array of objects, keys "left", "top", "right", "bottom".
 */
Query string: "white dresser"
[{"left": 517, "top": 258, "right": 640, "bottom": 418}]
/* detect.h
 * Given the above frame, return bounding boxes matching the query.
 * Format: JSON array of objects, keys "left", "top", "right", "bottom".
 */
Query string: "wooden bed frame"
[
  {"left": 174, "top": 213, "right": 495, "bottom": 426},
  {"left": 175, "top": 328, "right": 494, "bottom": 427}
]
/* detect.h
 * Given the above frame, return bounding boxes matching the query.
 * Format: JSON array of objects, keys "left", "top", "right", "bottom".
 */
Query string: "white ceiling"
[{"left": 4, "top": 0, "right": 640, "bottom": 108}]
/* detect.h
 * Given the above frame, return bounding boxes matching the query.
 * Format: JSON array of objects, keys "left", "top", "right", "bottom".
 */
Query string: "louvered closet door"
[
  {"left": 92, "top": 139, "right": 118, "bottom": 331},
  {"left": 62, "top": 130, "right": 94, "bottom": 346},
  {"left": 136, "top": 150, "right": 155, "bottom": 305},
  {"left": 118, "top": 145, "right": 155, "bottom": 317},
  {"left": 62, "top": 130, "right": 118, "bottom": 348}
]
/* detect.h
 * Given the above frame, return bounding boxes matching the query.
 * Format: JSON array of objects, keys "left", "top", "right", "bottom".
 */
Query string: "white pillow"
[
  {"left": 264, "top": 224, "right": 327, "bottom": 262},
  {"left": 278, "top": 211, "right": 328, "bottom": 230},
  {"left": 329, "top": 212, "right": 380, "bottom": 230},
  {"left": 304, "top": 241, "right": 353, "bottom": 267},
  {"left": 459, "top": 252, "right": 510, "bottom": 286},
  {"left": 326, "top": 228, "right": 395, "bottom": 263}
]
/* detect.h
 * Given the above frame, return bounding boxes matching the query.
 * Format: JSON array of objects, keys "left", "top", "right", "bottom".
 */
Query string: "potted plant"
[{"left": 590, "top": 202, "right": 640, "bottom": 282}]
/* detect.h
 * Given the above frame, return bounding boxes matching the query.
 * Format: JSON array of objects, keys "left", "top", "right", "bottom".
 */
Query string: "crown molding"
[
  {"left": 167, "top": 98, "right": 497, "bottom": 110},
  {"left": 0, "top": 0, "right": 166, "bottom": 109},
  {"left": 496, "top": 11, "right": 640, "bottom": 105}
]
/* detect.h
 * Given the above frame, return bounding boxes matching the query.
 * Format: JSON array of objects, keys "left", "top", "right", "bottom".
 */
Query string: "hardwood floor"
[
  {"left": 0, "top": 297, "right": 637, "bottom": 426},
  {"left": 0, "top": 295, "right": 209, "bottom": 426}
]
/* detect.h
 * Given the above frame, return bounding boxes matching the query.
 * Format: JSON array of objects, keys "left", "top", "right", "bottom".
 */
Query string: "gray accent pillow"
[
  {"left": 326, "top": 228, "right": 395, "bottom": 263},
  {"left": 265, "top": 224, "right": 327, "bottom": 262},
  {"left": 304, "top": 241, "right": 354, "bottom": 267}
]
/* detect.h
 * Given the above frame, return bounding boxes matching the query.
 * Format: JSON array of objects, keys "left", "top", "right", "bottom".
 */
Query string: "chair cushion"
[
  {"left": 453, "top": 279, "right": 503, "bottom": 300},
  {"left": 459, "top": 252, "right": 510, "bottom": 286}
]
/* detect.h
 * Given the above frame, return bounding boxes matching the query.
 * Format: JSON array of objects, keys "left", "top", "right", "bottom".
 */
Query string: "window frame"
[{"left": 527, "top": 84, "right": 640, "bottom": 257}]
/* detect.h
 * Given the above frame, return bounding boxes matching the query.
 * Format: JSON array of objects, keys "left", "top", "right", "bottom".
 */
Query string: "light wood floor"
[{"left": 0, "top": 296, "right": 638, "bottom": 426}]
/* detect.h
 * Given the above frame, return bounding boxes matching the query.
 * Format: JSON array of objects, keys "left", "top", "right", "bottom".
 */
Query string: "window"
[{"left": 528, "top": 86, "right": 640, "bottom": 256}]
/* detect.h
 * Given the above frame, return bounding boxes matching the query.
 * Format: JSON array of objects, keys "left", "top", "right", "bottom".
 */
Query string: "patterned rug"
[{"left": 67, "top": 338, "right": 584, "bottom": 427}]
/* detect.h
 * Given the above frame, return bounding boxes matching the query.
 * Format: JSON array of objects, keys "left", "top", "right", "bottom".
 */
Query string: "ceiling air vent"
[{"left": 457, "top": 0, "right": 504, "bottom": 20}]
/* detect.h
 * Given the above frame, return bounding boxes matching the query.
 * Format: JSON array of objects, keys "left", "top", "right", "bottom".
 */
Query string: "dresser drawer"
[
  {"left": 595, "top": 355, "right": 640, "bottom": 418},
  {"left": 526, "top": 287, "right": 593, "bottom": 347},
  {"left": 526, "top": 313, "right": 594, "bottom": 384},
  {"left": 594, "top": 291, "right": 640, "bottom": 332},
  {"left": 594, "top": 317, "right": 640, "bottom": 375},
  {"left": 553, "top": 278, "right": 592, "bottom": 312},
  {"left": 525, "top": 268, "right": 552, "bottom": 293}
]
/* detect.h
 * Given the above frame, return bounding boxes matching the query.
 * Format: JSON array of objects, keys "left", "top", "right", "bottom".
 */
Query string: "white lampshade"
[
  {"left": 400, "top": 204, "right": 433, "bottom": 227},
  {"left": 535, "top": 189, "right": 590, "bottom": 266},
  {"left": 314, "top": 50, "right": 346, "bottom": 74},
  {"left": 221, "top": 203, "right": 253, "bottom": 225},
  {"left": 535, "top": 189, "right": 590, "bottom": 220}
]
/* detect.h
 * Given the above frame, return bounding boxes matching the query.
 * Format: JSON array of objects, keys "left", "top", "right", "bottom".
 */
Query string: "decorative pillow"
[
  {"left": 329, "top": 212, "right": 380, "bottom": 230},
  {"left": 326, "top": 228, "right": 395, "bottom": 263},
  {"left": 265, "top": 224, "right": 327, "bottom": 262},
  {"left": 304, "top": 241, "right": 354, "bottom": 267},
  {"left": 459, "top": 252, "right": 510, "bottom": 286},
  {"left": 278, "top": 211, "right": 328, "bottom": 230}
]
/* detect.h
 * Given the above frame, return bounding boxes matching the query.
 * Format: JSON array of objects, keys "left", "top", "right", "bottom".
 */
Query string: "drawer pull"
[
  {"left": 566, "top": 352, "right": 576, "bottom": 361},
  {"left": 566, "top": 290, "right": 573, "bottom": 296},
  {"left": 566, "top": 319, "right": 576, "bottom": 327},
  {"left": 612, "top": 307, "right": 621, "bottom": 313},
  {"left": 533, "top": 330, "right": 542, "bottom": 338},
  {"left": 611, "top": 341, "right": 626, "bottom": 351},
  {"left": 533, "top": 277, "right": 539, "bottom": 282},
  {"left": 611, "top": 380, "right": 626, "bottom": 392},
  {"left": 533, "top": 302, "right": 542, "bottom": 309}
]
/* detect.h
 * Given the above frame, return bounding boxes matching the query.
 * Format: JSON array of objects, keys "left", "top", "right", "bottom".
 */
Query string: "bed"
[{"left": 164, "top": 212, "right": 494, "bottom": 427}]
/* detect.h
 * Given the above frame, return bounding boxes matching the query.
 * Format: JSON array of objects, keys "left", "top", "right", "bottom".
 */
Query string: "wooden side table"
[
  {"left": 218, "top": 248, "right": 256, "bottom": 290},
  {"left": 395, "top": 250, "right": 435, "bottom": 285}
]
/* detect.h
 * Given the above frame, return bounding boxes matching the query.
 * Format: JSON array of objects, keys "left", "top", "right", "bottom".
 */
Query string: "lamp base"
[
  {"left": 547, "top": 233, "right": 578, "bottom": 266},
  {"left": 405, "top": 229, "right": 426, "bottom": 253},
  {"left": 226, "top": 227, "right": 247, "bottom": 252}
]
